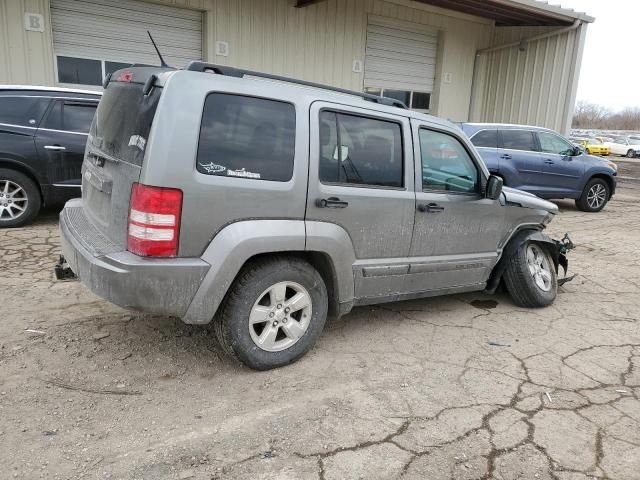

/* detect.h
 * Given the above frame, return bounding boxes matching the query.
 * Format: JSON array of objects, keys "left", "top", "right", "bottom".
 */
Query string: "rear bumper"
[{"left": 60, "top": 199, "right": 210, "bottom": 317}]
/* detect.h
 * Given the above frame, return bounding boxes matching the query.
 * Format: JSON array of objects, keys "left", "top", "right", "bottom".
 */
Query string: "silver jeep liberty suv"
[{"left": 59, "top": 63, "right": 572, "bottom": 370}]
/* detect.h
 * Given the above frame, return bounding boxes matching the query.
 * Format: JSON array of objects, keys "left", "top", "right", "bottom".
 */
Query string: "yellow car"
[{"left": 574, "top": 138, "right": 610, "bottom": 156}]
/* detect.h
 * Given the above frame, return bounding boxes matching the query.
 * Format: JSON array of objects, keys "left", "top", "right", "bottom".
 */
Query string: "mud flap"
[{"left": 485, "top": 231, "right": 575, "bottom": 294}]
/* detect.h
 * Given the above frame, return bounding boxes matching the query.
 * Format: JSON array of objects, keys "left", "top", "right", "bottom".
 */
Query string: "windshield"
[
  {"left": 89, "top": 81, "right": 162, "bottom": 166},
  {"left": 588, "top": 138, "right": 602, "bottom": 145}
]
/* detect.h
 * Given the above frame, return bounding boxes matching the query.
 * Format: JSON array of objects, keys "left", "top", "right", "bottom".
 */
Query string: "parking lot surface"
[{"left": 1, "top": 187, "right": 640, "bottom": 480}]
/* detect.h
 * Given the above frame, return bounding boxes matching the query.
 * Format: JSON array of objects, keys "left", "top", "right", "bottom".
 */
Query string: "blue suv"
[{"left": 461, "top": 123, "right": 617, "bottom": 212}]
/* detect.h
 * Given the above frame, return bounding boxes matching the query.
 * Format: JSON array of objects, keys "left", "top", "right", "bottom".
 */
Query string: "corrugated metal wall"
[
  {"left": 470, "top": 25, "right": 582, "bottom": 133},
  {"left": 0, "top": 0, "right": 493, "bottom": 122},
  {"left": 0, "top": 0, "right": 56, "bottom": 85},
  {"left": 206, "top": 0, "right": 493, "bottom": 120}
]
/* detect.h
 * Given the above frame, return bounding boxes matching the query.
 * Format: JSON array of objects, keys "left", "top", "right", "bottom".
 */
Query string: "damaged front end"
[{"left": 485, "top": 230, "right": 576, "bottom": 294}]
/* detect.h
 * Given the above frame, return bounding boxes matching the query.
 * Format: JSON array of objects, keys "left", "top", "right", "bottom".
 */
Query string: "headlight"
[
  {"left": 607, "top": 161, "right": 618, "bottom": 171},
  {"left": 542, "top": 213, "right": 554, "bottom": 226}
]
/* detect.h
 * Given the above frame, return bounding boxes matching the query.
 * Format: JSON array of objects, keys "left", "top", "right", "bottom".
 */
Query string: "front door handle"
[
  {"left": 544, "top": 159, "right": 554, "bottom": 164},
  {"left": 500, "top": 154, "right": 512, "bottom": 160},
  {"left": 44, "top": 145, "right": 66, "bottom": 151},
  {"left": 316, "top": 197, "right": 349, "bottom": 209},
  {"left": 418, "top": 203, "right": 445, "bottom": 213}
]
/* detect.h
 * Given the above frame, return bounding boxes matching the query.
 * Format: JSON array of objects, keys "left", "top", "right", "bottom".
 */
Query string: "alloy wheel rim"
[
  {"left": 526, "top": 244, "right": 553, "bottom": 292},
  {"left": 586, "top": 184, "right": 606, "bottom": 210},
  {"left": 248, "top": 281, "right": 312, "bottom": 352},
  {"left": 0, "top": 180, "right": 28, "bottom": 221}
]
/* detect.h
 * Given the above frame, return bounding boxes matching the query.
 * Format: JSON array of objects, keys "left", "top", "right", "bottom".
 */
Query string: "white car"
[{"left": 605, "top": 137, "right": 640, "bottom": 158}]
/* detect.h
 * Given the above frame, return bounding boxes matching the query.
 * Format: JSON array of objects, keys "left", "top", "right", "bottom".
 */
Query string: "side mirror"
[
  {"left": 573, "top": 146, "right": 583, "bottom": 156},
  {"left": 486, "top": 175, "right": 503, "bottom": 200}
]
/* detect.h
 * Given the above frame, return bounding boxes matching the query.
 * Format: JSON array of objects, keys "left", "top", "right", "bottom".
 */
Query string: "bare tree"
[
  {"left": 572, "top": 101, "right": 611, "bottom": 129},
  {"left": 572, "top": 102, "right": 640, "bottom": 131}
]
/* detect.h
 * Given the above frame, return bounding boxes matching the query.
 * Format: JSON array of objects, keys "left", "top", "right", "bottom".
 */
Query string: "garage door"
[
  {"left": 51, "top": 0, "right": 202, "bottom": 87},
  {"left": 364, "top": 15, "right": 438, "bottom": 111}
]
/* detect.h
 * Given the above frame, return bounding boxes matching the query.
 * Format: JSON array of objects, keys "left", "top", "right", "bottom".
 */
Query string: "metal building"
[{"left": 0, "top": 0, "right": 593, "bottom": 133}]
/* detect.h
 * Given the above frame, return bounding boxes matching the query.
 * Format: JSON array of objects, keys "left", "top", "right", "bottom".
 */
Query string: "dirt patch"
[{"left": 1, "top": 191, "right": 640, "bottom": 479}]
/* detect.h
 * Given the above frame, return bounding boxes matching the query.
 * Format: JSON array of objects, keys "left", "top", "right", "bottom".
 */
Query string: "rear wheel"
[
  {"left": 0, "top": 169, "right": 41, "bottom": 228},
  {"left": 575, "top": 178, "right": 610, "bottom": 212},
  {"left": 504, "top": 242, "right": 557, "bottom": 308},
  {"left": 627, "top": 150, "right": 636, "bottom": 158},
  {"left": 215, "top": 256, "right": 328, "bottom": 370}
]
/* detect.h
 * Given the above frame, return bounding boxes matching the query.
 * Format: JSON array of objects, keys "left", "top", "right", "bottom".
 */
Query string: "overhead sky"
[{"left": 551, "top": 0, "right": 638, "bottom": 111}]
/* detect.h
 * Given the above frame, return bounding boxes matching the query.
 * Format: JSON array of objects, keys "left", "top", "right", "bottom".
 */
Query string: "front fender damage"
[{"left": 485, "top": 231, "right": 575, "bottom": 295}]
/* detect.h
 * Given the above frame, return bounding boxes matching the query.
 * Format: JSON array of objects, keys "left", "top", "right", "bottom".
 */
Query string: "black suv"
[{"left": 0, "top": 86, "right": 100, "bottom": 227}]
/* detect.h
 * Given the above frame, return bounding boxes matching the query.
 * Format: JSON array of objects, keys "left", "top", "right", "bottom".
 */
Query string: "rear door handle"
[
  {"left": 316, "top": 197, "right": 348, "bottom": 209},
  {"left": 418, "top": 203, "right": 445, "bottom": 213},
  {"left": 500, "top": 154, "right": 512, "bottom": 160},
  {"left": 44, "top": 145, "right": 66, "bottom": 151}
]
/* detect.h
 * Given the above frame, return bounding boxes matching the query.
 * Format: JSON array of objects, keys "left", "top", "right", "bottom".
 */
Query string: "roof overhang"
[{"left": 295, "top": 0, "right": 594, "bottom": 26}]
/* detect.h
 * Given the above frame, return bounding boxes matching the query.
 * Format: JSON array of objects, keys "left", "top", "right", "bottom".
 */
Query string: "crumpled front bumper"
[{"left": 485, "top": 230, "right": 575, "bottom": 294}]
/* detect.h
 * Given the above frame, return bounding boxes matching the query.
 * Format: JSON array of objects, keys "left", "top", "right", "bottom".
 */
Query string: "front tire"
[
  {"left": 504, "top": 242, "right": 557, "bottom": 308},
  {"left": 575, "top": 178, "right": 610, "bottom": 212},
  {"left": 214, "top": 256, "right": 328, "bottom": 370},
  {"left": 627, "top": 150, "right": 636, "bottom": 158},
  {"left": 0, "top": 169, "right": 41, "bottom": 228}
]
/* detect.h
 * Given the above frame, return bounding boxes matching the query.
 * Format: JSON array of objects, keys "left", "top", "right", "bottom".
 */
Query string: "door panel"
[
  {"left": 35, "top": 100, "right": 96, "bottom": 186},
  {"left": 498, "top": 129, "right": 542, "bottom": 191},
  {"left": 305, "top": 102, "right": 415, "bottom": 301},
  {"left": 535, "top": 131, "right": 584, "bottom": 196},
  {"left": 407, "top": 122, "right": 505, "bottom": 292}
]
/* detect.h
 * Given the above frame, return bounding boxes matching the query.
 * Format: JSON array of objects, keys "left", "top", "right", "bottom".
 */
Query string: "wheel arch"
[
  {"left": 182, "top": 220, "right": 356, "bottom": 324},
  {"left": 586, "top": 173, "right": 615, "bottom": 199},
  {"left": 0, "top": 159, "right": 44, "bottom": 205},
  {"left": 486, "top": 227, "right": 560, "bottom": 294}
]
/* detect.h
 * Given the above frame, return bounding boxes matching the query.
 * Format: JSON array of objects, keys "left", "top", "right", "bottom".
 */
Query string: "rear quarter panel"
[{"left": 140, "top": 71, "right": 313, "bottom": 257}]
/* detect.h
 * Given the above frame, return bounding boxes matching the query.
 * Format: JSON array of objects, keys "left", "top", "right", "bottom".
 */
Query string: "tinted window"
[
  {"left": 57, "top": 56, "right": 102, "bottom": 86},
  {"left": 537, "top": 132, "right": 575, "bottom": 156},
  {"left": 412, "top": 92, "right": 430, "bottom": 110},
  {"left": 470, "top": 130, "right": 498, "bottom": 148},
  {"left": 384, "top": 90, "right": 411, "bottom": 106},
  {"left": 0, "top": 96, "right": 50, "bottom": 126},
  {"left": 319, "top": 111, "right": 403, "bottom": 188},
  {"left": 42, "top": 101, "right": 96, "bottom": 133},
  {"left": 500, "top": 130, "right": 537, "bottom": 151},
  {"left": 197, "top": 94, "right": 296, "bottom": 182},
  {"left": 420, "top": 129, "right": 479, "bottom": 193}
]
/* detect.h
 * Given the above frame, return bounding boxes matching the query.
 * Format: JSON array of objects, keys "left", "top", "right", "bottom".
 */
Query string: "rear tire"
[
  {"left": 504, "top": 242, "right": 557, "bottom": 308},
  {"left": 627, "top": 150, "right": 636, "bottom": 158},
  {"left": 575, "top": 178, "right": 610, "bottom": 212},
  {"left": 0, "top": 169, "right": 41, "bottom": 228},
  {"left": 214, "top": 256, "right": 328, "bottom": 370}
]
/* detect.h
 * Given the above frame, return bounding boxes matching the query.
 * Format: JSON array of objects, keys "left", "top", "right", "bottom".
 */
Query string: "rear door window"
[
  {"left": 196, "top": 94, "right": 296, "bottom": 182},
  {"left": 500, "top": 130, "right": 538, "bottom": 152},
  {"left": 318, "top": 111, "right": 403, "bottom": 188},
  {"left": 41, "top": 101, "right": 97, "bottom": 133},
  {"left": 0, "top": 96, "right": 51, "bottom": 127}
]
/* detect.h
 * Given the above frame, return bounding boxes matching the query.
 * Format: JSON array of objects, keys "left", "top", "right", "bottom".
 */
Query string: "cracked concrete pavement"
[{"left": 1, "top": 187, "right": 639, "bottom": 480}]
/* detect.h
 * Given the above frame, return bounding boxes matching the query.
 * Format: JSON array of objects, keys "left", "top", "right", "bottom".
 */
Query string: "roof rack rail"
[{"left": 185, "top": 61, "right": 408, "bottom": 109}]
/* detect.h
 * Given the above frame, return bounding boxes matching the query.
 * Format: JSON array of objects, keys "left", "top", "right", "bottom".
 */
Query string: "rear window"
[
  {"left": 89, "top": 82, "right": 161, "bottom": 166},
  {"left": 500, "top": 130, "right": 537, "bottom": 152},
  {"left": 0, "top": 96, "right": 50, "bottom": 127},
  {"left": 196, "top": 94, "right": 296, "bottom": 182}
]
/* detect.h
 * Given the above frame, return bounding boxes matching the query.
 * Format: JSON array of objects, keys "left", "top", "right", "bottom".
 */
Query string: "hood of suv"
[{"left": 502, "top": 186, "right": 559, "bottom": 214}]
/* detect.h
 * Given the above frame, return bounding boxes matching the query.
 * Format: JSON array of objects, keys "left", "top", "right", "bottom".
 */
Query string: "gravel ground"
[{"left": 1, "top": 188, "right": 640, "bottom": 480}]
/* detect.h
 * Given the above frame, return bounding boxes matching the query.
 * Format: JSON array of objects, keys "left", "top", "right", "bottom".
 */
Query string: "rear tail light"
[{"left": 128, "top": 183, "right": 182, "bottom": 257}]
